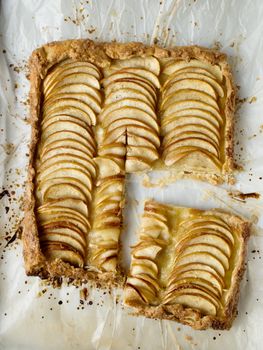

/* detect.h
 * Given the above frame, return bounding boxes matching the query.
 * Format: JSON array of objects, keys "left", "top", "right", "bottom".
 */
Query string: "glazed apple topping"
[
  {"left": 160, "top": 59, "right": 225, "bottom": 171},
  {"left": 124, "top": 200, "right": 239, "bottom": 318},
  {"left": 100, "top": 56, "right": 161, "bottom": 173},
  {"left": 35, "top": 59, "right": 102, "bottom": 267},
  {"left": 33, "top": 54, "right": 233, "bottom": 273}
]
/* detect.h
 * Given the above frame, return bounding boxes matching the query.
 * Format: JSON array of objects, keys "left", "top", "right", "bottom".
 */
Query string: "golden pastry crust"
[
  {"left": 124, "top": 200, "right": 250, "bottom": 330},
  {"left": 23, "top": 39, "right": 236, "bottom": 286}
]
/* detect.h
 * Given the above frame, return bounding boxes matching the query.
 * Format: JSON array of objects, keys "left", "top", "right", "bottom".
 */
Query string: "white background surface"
[{"left": 1, "top": 0, "right": 263, "bottom": 349}]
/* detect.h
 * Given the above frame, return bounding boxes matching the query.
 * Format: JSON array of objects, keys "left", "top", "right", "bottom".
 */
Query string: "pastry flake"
[{"left": 124, "top": 200, "right": 250, "bottom": 330}]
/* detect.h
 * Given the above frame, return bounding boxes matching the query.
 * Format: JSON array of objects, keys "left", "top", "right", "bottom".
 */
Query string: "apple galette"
[
  {"left": 124, "top": 200, "right": 250, "bottom": 330},
  {"left": 23, "top": 40, "right": 237, "bottom": 287}
]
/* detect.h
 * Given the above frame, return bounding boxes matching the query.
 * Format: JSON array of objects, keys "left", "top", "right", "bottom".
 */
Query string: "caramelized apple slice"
[
  {"left": 163, "top": 73, "right": 224, "bottom": 97},
  {"left": 161, "top": 89, "right": 219, "bottom": 111},
  {"left": 104, "top": 56, "right": 160, "bottom": 75},
  {"left": 100, "top": 98, "right": 156, "bottom": 120},
  {"left": 162, "top": 59, "right": 222, "bottom": 82},
  {"left": 105, "top": 88, "right": 155, "bottom": 108},
  {"left": 42, "top": 241, "right": 84, "bottom": 267}
]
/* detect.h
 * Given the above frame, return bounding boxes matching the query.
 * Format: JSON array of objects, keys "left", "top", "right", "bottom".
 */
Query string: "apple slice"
[
  {"left": 162, "top": 126, "right": 220, "bottom": 148},
  {"left": 176, "top": 243, "right": 229, "bottom": 271},
  {"left": 161, "top": 100, "right": 223, "bottom": 125},
  {"left": 41, "top": 120, "right": 95, "bottom": 143},
  {"left": 102, "top": 68, "right": 160, "bottom": 88},
  {"left": 126, "top": 278, "right": 156, "bottom": 303},
  {"left": 91, "top": 246, "right": 118, "bottom": 264},
  {"left": 162, "top": 78, "right": 217, "bottom": 100},
  {"left": 94, "top": 191, "right": 123, "bottom": 206},
  {"left": 106, "top": 124, "right": 160, "bottom": 149},
  {"left": 105, "top": 80, "right": 156, "bottom": 104},
  {"left": 44, "top": 73, "right": 100, "bottom": 96},
  {"left": 127, "top": 145, "right": 159, "bottom": 162},
  {"left": 175, "top": 252, "right": 225, "bottom": 277},
  {"left": 95, "top": 156, "right": 123, "bottom": 177},
  {"left": 183, "top": 222, "right": 234, "bottom": 246},
  {"left": 100, "top": 257, "right": 118, "bottom": 272},
  {"left": 95, "top": 200, "right": 121, "bottom": 214},
  {"left": 57, "top": 60, "right": 101, "bottom": 76},
  {"left": 41, "top": 146, "right": 93, "bottom": 163},
  {"left": 133, "top": 273, "right": 160, "bottom": 292},
  {"left": 171, "top": 269, "right": 223, "bottom": 295},
  {"left": 96, "top": 177, "right": 124, "bottom": 194},
  {"left": 40, "top": 131, "right": 96, "bottom": 156},
  {"left": 90, "top": 227, "right": 120, "bottom": 242},
  {"left": 140, "top": 225, "right": 168, "bottom": 240},
  {"left": 41, "top": 222, "right": 86, "bottom": 242},
  {"left": 100, "top": 98, "right": 156, "bottom": 121},
  {"left": 163, "top": 289, "right": 217, "bottom": 316},
  {"left": 102, "top": 107, "right": 159, "bottom": 133},
  {"left": 142, "top": 211, "right": 168, "bottom": 226},
  {"left": 40, "top": 138, "right": 94, "bottom": 160},
  {"left": 47, "top": 83, "right": 102, "bottom": 103},
  {"left": 163, "top": 147, "right": 222, "bottom": 169},
  {"left": 37, "top": 166, "right": 93, "bottom": 191},
  {"left": 178, "top": 232, "right": 231, "bottom": 258},
  {"left": 105, "top": 88, "right": 155, "bottom": 108},
  {"left": 162, "top": 59, "right": 222, "bottom": 82},
  {"left": 38, "top": 150, "right": 96, "bottom": 173},
  {"left": 132, "top": 243, "right": 163, "bottom": 260},
  {"left": 41, "top": 114, "right": 88, "bottom": 130},
  {"left": 38, "top": 211, "right": 88, "bottom": 234},
  {"left": 38, "top": 198, "right": 88, "bottom": 217},
  {"left": 170, "top": 67, "right": 216, "bottom": 79},
  {"left": 93, "top": 217, "right": 121, "bottom": 230},
  {"left": 161, "top": 115, "right": 220, "bottom": 137},
  {"left": 163, "top": 137, "right": 220, "bottom": 158},
  {"left": 163, "top": 73, "right": 224, "bottom": 98},
  {"left": 45, "top": 92, "right": 101, "bottom": 113},
  {"left": 132, "top": 257, "right": 158, "bottom": 274},
  {"left": 127, "top": 276, "right": 157, "bottom": 295},
  {"left": 40, "top": 231, "right": 86, "bottom": 257},
  {"left": 161, "top": 89, "right": 219, "bottom": 111},
  {"left": 42, "top": 106, "right": 96, "bottom": 127},
  {"left": 171, "top": 262, "right": 225, "bottom": 286},
  {"left": 162, "top": 125, "right": 220, "bottom": 150},
  {"left": 38, "top": 155, "right": 97, "bottom": 179},
  {"left": 44, "top": 64, "right": 101, "bottom": 91},
  {"left": 167, "top": 276, "right": 221, "bottom": 299},
  {"left": 161, "top": 108, "right": 221, "bottom": 129},
  {"left": 131, "top": 264, "right": 157, "bottom": 279},
  {"left": 106, "top": 120, "right": 159, "bottom": 141},
  {"left": 105, "top": 56, "right": 160, "bottom": 75},
  {"left": 42, "top": 182, "right": 87, "bottom": 202},
  {"left": 43, "top": 98, "right": 97, "bottom": 126},
  {"left": 37, "top": 206, "right": 90, "bottom": 228},
  {"left": 41, "top": 241, "right": 84, "bottom": 267},
  {"left": 127, "top": 132, "right": 158, "bottom": 150},
  {"left": 98, "top": 143, "right": 126, "bottom": 157},
  {"left": 126, "top": 157, "right": 153, "bottom": 172}
]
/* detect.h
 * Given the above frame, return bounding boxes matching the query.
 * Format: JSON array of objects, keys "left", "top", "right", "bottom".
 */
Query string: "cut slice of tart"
[{"left": 124, "top": 200, "right": 250, "bottom": 330}]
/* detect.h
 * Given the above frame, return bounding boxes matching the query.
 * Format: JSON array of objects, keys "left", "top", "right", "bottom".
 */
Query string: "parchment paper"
[{"left": 1, "top": 0, "right": 263, "bottom": 349}]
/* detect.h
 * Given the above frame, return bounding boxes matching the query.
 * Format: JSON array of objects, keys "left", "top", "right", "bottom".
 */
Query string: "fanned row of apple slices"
[
  {"left": 100, "top": 57, "right": 161, "bottom": 172},
  {"left": 160, "top": 59, "right": 225, "bottom": 171},
  {"left": 125, "top": 202, "right": 169, "bottom": 304},
  {"left": 163, "top": 214, "right": 234, "bottom": 316},
  {"left": 35, "top": 59, "right": 102, "bottom": 267},
  {"left": 88, "top": 173, "right": 125, "bottom": 272}
]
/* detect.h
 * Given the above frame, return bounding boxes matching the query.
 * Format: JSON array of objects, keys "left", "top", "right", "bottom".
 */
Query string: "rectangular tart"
[
  {"left": 23, "top": 39, "right": 236, "bottom": 284},
  {"left": 124, "top": 200, "right": 250, "bottom": 330}
]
